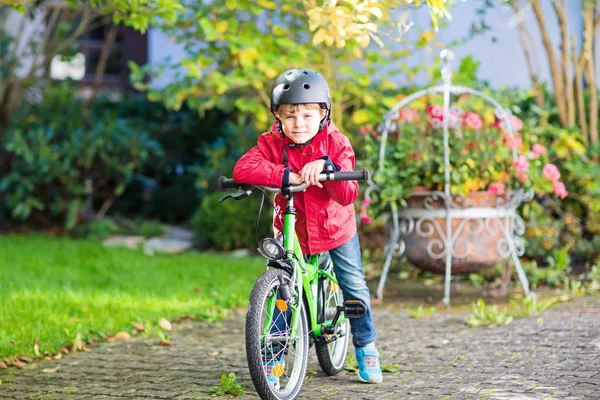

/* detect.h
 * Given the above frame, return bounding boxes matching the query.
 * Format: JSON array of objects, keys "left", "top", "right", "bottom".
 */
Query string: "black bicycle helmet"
[{"left": 270, "top": 68, "right": 331, "bottom": 132}]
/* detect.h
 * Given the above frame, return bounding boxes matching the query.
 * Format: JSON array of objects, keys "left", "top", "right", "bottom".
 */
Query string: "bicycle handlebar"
[{"left": 218, "top": 169, "right": 370, "bottom": 194}]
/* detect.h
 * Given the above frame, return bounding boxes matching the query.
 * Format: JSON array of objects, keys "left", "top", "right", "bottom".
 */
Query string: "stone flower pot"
[{"left": 399, "top": 190, "right": 514, "bottom": 274}]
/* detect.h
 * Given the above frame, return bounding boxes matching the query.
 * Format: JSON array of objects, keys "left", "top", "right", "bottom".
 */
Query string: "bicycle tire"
[
  {"left": 246, "top": 268, "right": 309, "bottom": 400},
  {"left": 314, "top": 259, "right": 349, "bottom": 376}
]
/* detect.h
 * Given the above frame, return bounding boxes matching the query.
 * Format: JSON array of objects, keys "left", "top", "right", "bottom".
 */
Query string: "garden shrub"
[{"left": 190, "top": 191, "right": 273, "bottom": 251}]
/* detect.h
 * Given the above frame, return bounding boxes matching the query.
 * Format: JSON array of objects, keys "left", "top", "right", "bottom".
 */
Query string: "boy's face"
[{"left": 275, "top": 104, "right": 327, "bottom": 144}]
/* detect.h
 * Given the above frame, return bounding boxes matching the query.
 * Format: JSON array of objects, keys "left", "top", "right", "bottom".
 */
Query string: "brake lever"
[{"left": 218, "top": 186, "right": 254, "bottom": 203}]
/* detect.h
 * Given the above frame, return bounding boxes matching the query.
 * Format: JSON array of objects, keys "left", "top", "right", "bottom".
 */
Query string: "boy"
[{"left": 233, "top": 68, "right": 382, "bottom": 384}]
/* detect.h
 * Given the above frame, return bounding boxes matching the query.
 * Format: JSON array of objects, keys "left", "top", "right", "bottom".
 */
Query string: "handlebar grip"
[
  {"left": 218, "top": 176, "right": 240, "bottom": 191},
  {"left": 331, "top": 169, "right": 370, "bottom": 182}
]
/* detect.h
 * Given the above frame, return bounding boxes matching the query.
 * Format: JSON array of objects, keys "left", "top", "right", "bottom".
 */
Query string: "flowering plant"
[{"left": 360, "top": 95, "right": 568, "bottom": 222}]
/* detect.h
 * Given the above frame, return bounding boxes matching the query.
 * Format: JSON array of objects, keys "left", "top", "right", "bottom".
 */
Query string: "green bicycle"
[{"left": 218, "top": 169, "right": 369, "bottom": 400}]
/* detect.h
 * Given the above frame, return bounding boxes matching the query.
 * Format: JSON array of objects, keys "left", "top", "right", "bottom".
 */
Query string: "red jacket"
[{"left": 233, "top": 121, "right": 358, "bottom": 255}]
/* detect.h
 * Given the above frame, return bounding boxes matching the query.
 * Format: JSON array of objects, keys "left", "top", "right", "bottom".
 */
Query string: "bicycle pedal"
[{"left": 343, "top": 299, "right": 367, "bottom": 319}]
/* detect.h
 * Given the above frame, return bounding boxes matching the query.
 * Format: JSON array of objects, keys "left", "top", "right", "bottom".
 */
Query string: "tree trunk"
[
  {"left": 89, "top": 22, "right": 119, "bottom": 102},
  {"left": 572, "top": 36, "right": 588, "bottom": 144},
  {"left": 553, "top": 0, "right": 576, "bottom": 126},
  {"left": 582, "top": 6, "right": 598, "bottom": 146},
  {"left": 530, "top": 0, "right": 568, "bottom": 126},
  {"left": 509, "top": 0, "right": 544, "bottom": 108}
]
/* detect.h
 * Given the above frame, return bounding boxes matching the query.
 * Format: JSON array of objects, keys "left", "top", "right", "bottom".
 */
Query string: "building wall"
[{"left": 400, "top": 0, "right": 584, "bottom": 89}]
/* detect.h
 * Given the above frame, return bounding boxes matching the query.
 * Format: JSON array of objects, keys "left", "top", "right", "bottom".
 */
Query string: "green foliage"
[
  {"left": 344, "top": 353, "right": 358, "bottom": 372},
  {"left": 210, "top": 372, "right": 244, "bottom": 397},
  {"left": 406, "top": 305, "right": 436, "bottom": 319},
  {"left": 128, "top": 0, "right": 447, "bottom": 142},
  {"left": 190, "top": 191, "right": 273, "bottom": 251},
  {"left": 0, "top": 234, "right": 266, "bottom": 361},
  {"left": 0, "top": 83, "right": 162, "bottom": 229},
  {"left": 508, "top": 296, "right": 556, "bottom": 318},
  {"left": 77, "top": 217, "right": 164, "bottom": 240},
  {"left": 361, "top": 89, "right": 560, "bottom": 220},
  {"left": 466, "top": 299, "right": 513, "bottom": 328}
]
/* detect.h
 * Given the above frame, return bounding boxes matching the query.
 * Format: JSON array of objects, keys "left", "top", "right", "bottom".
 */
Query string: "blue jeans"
[
  {"left": 269, "top": 233, "right": 377, "bottom": 348},
  {"left": 328, "top": 232, "right": 377, "bottom": 348}
]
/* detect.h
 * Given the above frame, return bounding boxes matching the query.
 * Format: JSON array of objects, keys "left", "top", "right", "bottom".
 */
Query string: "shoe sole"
[{"left": 356, "top": 371, "right": 382, "bottom": 384}]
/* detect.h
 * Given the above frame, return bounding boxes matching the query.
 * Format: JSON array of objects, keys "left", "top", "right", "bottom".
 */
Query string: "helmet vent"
[
  {"left": 303, "top": 71, "right": 308, "bottom": 74},
  {"left": 286, "top": 71, "right": 293, "bottom": 75},
  {"left": 283, "top": 84, "right": 290, "bottom": 91},
  {"left": 303, "top": 83, "right": 310, "bottom": 89}
]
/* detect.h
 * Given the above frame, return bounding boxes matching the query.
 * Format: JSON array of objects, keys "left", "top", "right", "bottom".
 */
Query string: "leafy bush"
[
  {"left": 76, "top": 217, "right": 164, "bottom": 240},
  {"left": 1, "top": 83, "right": 162, "bottom": 229},
  {"left": 190, "top": 191, "right": 273, "bottom": 251}
]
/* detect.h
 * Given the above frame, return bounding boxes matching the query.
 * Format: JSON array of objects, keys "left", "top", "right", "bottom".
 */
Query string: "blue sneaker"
[{"left": 355, "top": 343, "right": 382, "bottom": 383}]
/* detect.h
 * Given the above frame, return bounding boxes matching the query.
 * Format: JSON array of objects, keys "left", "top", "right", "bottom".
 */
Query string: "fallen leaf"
[
  {"left": 131, "top": 322, "right": 144, "bottom": 331},
  {"left": 34, "top": 340, "right": 40, "bottom": 357},
  {"left": 208, "top": 351, "right": 219, "bottom": 357},
  {"left": 158, "top": 340, "right": 172, "bottom": 346},
  {"left": 371, "top": 299, "right": 383, "bottom": 305},
  {"left": 113, "top": 332, "right": 131, "bottom": 341},
  {"left": 44, "top": 356, "right": 52, "bottom": 361},
  {"left": 60, "top": 347, "right": 69, "bottom": 354},
  {"left": 42, "top": 364, "right": 60, "bottom": 373},
  {"left": 53, "top": 353, "right": 62, "bottom": 360},
  {"left": 18, "top": 356, "right": 32, "bottom": 363},
  {"left": 11, "top": 360, "right": 26, "bottom": 368},
  {"left": 82, "top": 345, "right": 91, "bottom": 352},
  {"left": 158, "top": 318, "right": 172, "bottom": 331},
  {"left": 0, "top": 362, "right": 7, "bottom": 369}
]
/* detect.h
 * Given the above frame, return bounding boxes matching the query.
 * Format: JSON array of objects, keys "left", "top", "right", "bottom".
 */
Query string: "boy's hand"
[{"left": 299, "top": 159, "right": 326, "bottom": 188}]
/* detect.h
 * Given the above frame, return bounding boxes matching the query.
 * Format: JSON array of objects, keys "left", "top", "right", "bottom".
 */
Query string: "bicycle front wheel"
[{"left": 246, "top": 268, "right": 309, "bottom": 400}]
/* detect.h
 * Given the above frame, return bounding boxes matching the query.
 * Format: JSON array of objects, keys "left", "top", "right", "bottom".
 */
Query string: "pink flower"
[
  {"left": 360, "top": 199, "right": 372, "bottom": 224},
  {"left": 513, "top": 156, "right": 529, "bottom": 173},
  {"left": 487, "top": 182, "right": 505, "bottom": 196},
  {"left": 509, "top": 115, "right": 523, "bottom": 132},
  {"left": 463, "top": 112, "right": 483, "bottom": 130},
  {"left": 553, "top": 181, "right": 568, "bottom": 199},
  {"left": 399, "top": 108, "right": 417, "bottom": 122},
  {"left": 426, "top": 105, "right": 444, "bottom": 119},
  {"left": 503, "top": 134, "right": 523, "bottom": 150},
  {"left": 542, "top": 163, "right": 561, "bottom": 182},
  {"left": 517, "top": 172, "right": 529, "bottom": 183},
  {"left": 360, "top": 126, "right": 367, "bottom": 136},
  {"left": 531, "top": 144, "right": 546, "bottom": 158},
  {"left": 495, "top": 115, "right": 523, "bottom": 133}
]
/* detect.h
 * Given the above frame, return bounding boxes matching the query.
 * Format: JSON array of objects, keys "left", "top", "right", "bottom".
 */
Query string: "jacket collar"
[{"left": 270, "top": 120, "right": 339, "bottom": 146}]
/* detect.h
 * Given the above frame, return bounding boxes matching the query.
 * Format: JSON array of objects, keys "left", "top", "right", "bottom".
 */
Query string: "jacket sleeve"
[
  {"left": 323, "top": 135, "right": 358, "bottom": 206},
  {"left": 233, "top": 133, "right": 286, "bottom": 187}
]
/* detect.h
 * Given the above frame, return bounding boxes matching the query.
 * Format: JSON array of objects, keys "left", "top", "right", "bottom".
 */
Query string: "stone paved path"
[{"left": 1, "top": 295, "right": 599, "bottom": 400}]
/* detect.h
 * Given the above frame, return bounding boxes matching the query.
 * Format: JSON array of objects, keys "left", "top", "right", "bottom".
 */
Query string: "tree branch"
[
  {"left": 531, "top": 0, "right": 567, "bottom": 126},
  {"left": 90, "top": 22, "right": 119, "bottom": 101},
  {"left": 509, "top": 0, "right": 544, "bottom": 108}
]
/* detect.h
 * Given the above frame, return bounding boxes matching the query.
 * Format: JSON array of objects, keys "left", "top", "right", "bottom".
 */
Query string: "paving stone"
[{"left": 0, "top": 295, "right": 598, "bottom": 399}]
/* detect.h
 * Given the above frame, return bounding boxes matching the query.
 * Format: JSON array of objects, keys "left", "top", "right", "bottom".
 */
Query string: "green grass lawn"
[{"left": 0, "top": 234, "right": 265, "bottom": 362}]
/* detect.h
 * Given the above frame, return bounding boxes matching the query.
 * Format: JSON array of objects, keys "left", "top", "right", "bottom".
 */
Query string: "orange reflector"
[
  {"left": 276, "top": 299, "right": 288, "bottom": 312},
  {"left": 330, "top": 282, "right": 338, "bottom": 293},
  {"left": 273, "top": 363, "right": 285, "bottom": 377}
]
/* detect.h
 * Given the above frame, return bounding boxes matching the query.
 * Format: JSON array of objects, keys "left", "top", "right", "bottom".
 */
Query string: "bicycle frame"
[{"left": 263, "top": 191, "right": 347, "bottom": 342}]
